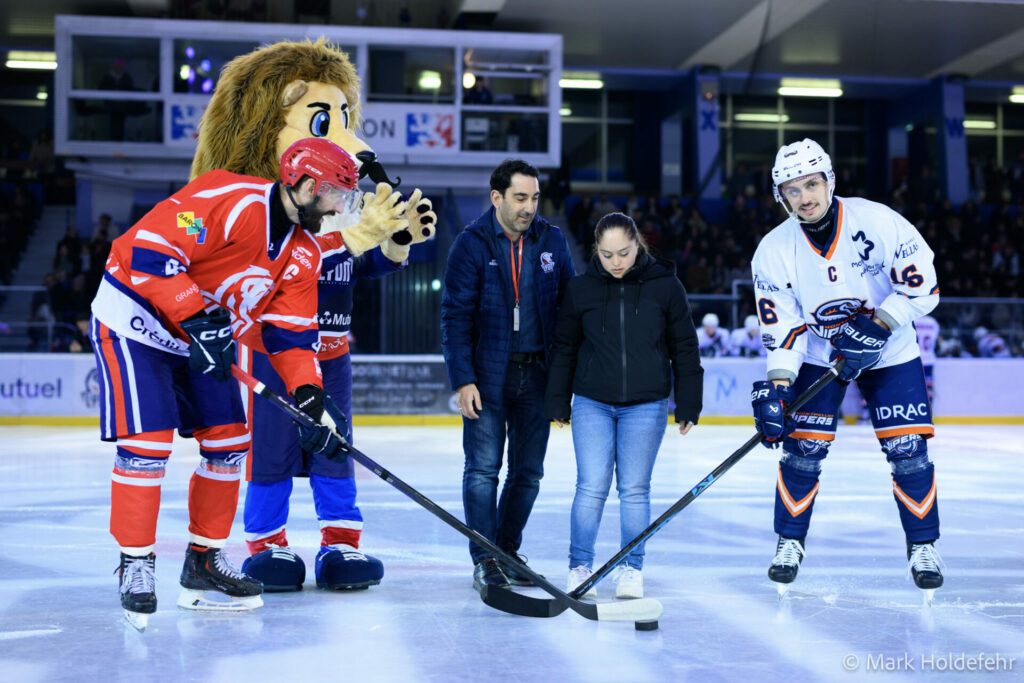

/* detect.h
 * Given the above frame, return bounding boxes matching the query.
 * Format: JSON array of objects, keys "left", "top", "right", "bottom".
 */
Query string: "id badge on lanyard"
[{"left": 509, "top": 236, "right": 523, "bottom": 332}]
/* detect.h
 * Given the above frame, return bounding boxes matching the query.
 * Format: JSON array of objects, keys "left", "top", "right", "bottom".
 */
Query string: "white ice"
[{"left": 1, "top": 423, "right": 1023, "bottom": 682}]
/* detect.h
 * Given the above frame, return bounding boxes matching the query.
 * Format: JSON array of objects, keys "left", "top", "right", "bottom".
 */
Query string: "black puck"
[{"left": 635, "top": 619, "right": 659, "bottom": 631}]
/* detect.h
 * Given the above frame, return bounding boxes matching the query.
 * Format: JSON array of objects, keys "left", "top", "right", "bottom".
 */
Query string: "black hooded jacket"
[{"left": 544, "top": 251, "right": 703, "bottom": 424}]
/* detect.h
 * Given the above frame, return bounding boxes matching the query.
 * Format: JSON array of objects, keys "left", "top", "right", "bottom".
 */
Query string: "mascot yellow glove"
[
  {"left": 380, "top": 189, "right": 437, "bottom": 263},
  {"left": 340, "top": 182, "right": 408, "bottom": 257}
]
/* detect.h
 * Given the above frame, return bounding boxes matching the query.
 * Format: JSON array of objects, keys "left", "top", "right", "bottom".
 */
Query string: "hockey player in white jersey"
[
  {"left": 697, "top": 313, "right": 732, "bottom": 357},
  {"left": 730, "top": 314, "right": 766, "bottom": 357},
  {"left": 749, "top": 139, "right": 943, "bottom": 602}
]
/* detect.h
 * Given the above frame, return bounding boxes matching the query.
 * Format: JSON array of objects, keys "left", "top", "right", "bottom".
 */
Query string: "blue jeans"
[
  {"left": 462, "top": 361, "right": 550, "bottom": 564},
  {"left": 569, "top": 395, "right": 668, "bottom": 571}
]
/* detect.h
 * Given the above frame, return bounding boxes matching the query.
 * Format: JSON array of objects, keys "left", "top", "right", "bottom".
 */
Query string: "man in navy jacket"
[{"left": 441, "top": 159, "right": 575, "bottom": 591}]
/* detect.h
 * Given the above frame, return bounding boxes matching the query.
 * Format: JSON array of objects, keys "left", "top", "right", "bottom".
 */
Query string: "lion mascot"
[{"left": 191, "top": 38, "right": 436, "bottom": 592}]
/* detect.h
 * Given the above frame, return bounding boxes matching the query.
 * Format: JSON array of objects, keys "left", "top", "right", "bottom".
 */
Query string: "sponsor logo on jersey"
[
  {"left": 897, "top": 239, "right": 920, "bottom": 259},
  {"left": 851, "top": 230, "right": 874, "bottom": 261},
  {"left": 321, "top": 259, "right": 353, "bottom": 284},
  {"left": 794, "top": 413, "right": 835, "bottom": 427},
  {"left": 540, "top": 252, "right": 554, "bottom": 273},
  {"left": 850, "top": 259, "right": 886, "bottom": 278},
  {"left": 753, "top": 273, "right": 780, "bottom": 292},
  {"left": 291, "top": 245, "right": 315, "bottom": 272},
  {"left": 874, "top": 402, "right": 930, "bottom": 422},
  {"left": 176, "top": 212, "right": 207, "bottom": 244},
  {"left": 129, "top": 315, "right": 182, "bottom": 350},
  {"left": 761, "top": 333, "right": 777, "bottom": 349},
  {"left": 808, "top": 297, "right": 864, "bottom": 339},
  {"left": 318, "top": 310, "right": 351, "bottom": 327}
]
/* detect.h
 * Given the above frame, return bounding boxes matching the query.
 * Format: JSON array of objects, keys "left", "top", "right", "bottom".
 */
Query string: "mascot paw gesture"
[
  {"left": 341, "top": 181, "right": 408, "bottom": 257},
  {"left": 381, "top": 189, "right": 437, "bottom": 262}
]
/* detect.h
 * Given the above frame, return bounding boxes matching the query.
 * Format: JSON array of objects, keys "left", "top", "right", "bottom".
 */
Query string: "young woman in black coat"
[{"left": 545, "top": 212, "right": 703, "bottom": 599}]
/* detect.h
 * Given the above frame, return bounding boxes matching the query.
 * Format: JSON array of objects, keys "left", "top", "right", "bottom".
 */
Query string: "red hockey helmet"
[{"left": 279, "top": 137, "right": 359, "bottom": 197}]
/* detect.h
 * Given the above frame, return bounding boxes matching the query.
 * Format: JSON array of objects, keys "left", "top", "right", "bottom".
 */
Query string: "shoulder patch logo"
[{"left": 176, "top": 212, "right": 207, "bottom": 244}]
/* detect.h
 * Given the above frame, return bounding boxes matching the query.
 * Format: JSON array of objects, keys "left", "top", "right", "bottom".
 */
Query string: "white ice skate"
[
  {"left": 907, "top": 542, "right": 944, "bottom": 606},
  {"left": 768, "top": 537, "right": 806, "bottom": 599}
]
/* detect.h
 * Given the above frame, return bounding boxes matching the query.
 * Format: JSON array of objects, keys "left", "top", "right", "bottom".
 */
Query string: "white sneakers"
[
  {"left": 566, "top": 566, "right": 597, "bottom": 599},
  {"left": 614, "top": 566, "right": 644, "bottom": 599},
  {"left": 567, "top": 565, "right": 644, "bottom": 599}
]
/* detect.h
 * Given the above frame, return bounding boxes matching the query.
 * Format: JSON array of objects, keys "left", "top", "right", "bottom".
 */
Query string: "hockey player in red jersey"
[{"left": 90, "top": 138, "right": 384, "bottom": 629}]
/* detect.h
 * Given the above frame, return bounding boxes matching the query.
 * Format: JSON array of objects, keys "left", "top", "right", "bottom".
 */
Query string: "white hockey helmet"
[
  {"left": 702, "top": 313, "right": 719, "bottom": 328},
  {"left": 744, "top": 314, "right": 759, "bottom": 332},
  {"left": 772, "top": 138, "right": 836, "bottom": 221}
]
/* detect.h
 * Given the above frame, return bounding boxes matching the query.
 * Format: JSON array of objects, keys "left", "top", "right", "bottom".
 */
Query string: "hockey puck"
[{"left": 635, "top": 619, "right": 659, "bottom": 631}]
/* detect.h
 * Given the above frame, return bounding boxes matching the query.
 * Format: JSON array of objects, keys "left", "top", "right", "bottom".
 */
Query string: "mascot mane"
[{"left": 190, "top": 38, "right": 360, "bottom": 182}]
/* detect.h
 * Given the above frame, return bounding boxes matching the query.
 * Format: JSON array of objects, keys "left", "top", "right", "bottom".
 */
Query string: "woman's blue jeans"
[{"left": 569, "top": 395, "right": 668, "bottom": 571}]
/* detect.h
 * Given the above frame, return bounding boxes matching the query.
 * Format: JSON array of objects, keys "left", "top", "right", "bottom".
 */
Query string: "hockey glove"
[
  {"left": 339, "top": 182, "right": 408, "bottom": 257},
  {"left": 293, "top": 385, "right": 350, "bottom": 461},
  {"left": 829, "top": 314, "right": 891, "bottom": 382},
  {"left": 381, "top": 189, "right": 436, "bottom": 262},
  {"left": 180, "top": 308, "right": 235, "bottom": 382},
  {"left": 751, "top": 380, "right": 795, "bottom": 448}
]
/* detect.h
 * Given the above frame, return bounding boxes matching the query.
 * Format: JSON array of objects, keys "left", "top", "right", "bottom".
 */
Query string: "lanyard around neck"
[{"left": 508, "top": 235, "right": 523, "bottom": 306}]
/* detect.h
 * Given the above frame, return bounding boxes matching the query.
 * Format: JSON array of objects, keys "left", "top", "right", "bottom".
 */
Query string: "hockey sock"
[
  {"left": 187, "top": 423, "right": 248, "bottom": 545},
  {"left": 243, "top": 479, "right": 293, "bottom": 554},
  {"left": 892, "top": 463, "right": 939, "bottom": 543},
  {"left": 312, "top": 474, "right": 363, "bottom": 547},
  {"left": 774, "top": 459, "right": 822, "bottom": 539},
  {"left": 110, "top": 430, "right": 173, "bottom": 551}
]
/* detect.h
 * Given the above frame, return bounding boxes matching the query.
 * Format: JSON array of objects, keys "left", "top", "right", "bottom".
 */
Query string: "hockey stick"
[
  {"left": 568, "top": 360, "right": 844, "bottom": 599},
  {"left": 231, "top": 365, "right": 661, "bottom": 623}
]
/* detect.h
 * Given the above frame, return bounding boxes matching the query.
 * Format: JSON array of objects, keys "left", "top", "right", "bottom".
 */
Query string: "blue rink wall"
[{"left": 1, "top": 353, "right": 1022, "bottom": 424}]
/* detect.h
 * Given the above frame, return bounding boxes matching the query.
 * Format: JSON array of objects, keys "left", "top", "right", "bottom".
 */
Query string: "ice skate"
[
  {"left": 178, "top": 544, "right": 263, "bottom": 611},
  {"left": 117, "top": 552, "right": 156, "bottom": 631},
  {"left": 907, "top": 541, "right": 943, "bottom": 605},
  {"left": 241, "top": 546, "right": 306, "bottom": 592},
  {"left": 768, "top": 536, "right": 805, "bottom": 599},
  {"left": 567, "top": 566, "right": 597, "bottom": 599},
  {"left": 315, "top": 544, "right": 384, "bottom": 590}
]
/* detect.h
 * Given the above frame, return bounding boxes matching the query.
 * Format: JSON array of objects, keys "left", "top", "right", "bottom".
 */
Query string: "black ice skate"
[
  {"left": 117, "top": 552, "right": 156, "bottom": 631},
  {"left": 768, "top": 536, "right": 806, "bottom": 598},
  {"left": 178, "top": 544, "right": 264, "bottom": 611},
  {"left": 907, "top": 541, "right": 944, "bottom": 605}
]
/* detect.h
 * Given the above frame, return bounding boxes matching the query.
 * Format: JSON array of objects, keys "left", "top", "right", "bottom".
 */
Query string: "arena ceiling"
[{"left": 4, "top": 0, "right": 1024, "bottom": 84}]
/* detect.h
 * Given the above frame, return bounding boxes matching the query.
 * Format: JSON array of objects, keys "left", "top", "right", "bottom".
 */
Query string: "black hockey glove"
[
  {"left": 180, "top": 308, "right": 235, "bottom": 382},
  {"left": 751, "top": 380, "right": 795, "bottom": 448},
  {"left": 829, "top": 314, "right": 891, "bottom": 382},
  {"left": 293, "top": 384, "right": 350, "bottom": 461}
]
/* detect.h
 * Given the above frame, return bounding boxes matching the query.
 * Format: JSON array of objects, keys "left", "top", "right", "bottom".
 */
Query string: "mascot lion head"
[{"left": 190, "top": 38, "right": 435, "bottom": 258}]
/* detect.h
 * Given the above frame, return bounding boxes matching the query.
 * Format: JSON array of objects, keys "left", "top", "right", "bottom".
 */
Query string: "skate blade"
[
  {"left": 776, "top": 583, "right": 792, "bottom": 600},
  {"left": 921, "top": 588, "right": 935, "bottom": 606},
  {"left": 177, "top": 589, "right": 263, "bottom": 611},
  {"left": 123, "top": 610, "right": 149, "bottom": 631}
]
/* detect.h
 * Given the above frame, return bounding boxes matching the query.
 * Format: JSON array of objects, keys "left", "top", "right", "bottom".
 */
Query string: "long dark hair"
[{"left": 593, "top": 212, "right": 647, "bottom": 256}]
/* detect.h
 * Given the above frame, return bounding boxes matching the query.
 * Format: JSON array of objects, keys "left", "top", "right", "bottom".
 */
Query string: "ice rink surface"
[{"left": 1, "top": 422, "right": 1022, "bottom": 682}]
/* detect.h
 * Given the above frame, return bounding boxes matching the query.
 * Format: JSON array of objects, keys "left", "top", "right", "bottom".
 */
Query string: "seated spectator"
[
  {"left": 594, "top": 193, "right": 619, "bottom": 218},
  {"left": 730, "top": 314, "right": 766, "bottom": 358},
  {"left": 973, "top": 327, "right": 1012, "bottom": 358}
]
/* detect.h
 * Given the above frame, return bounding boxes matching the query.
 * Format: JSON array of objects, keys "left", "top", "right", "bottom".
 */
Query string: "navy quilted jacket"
[{"left": 441, "top": 207, "right": 575, "bottom": 405}]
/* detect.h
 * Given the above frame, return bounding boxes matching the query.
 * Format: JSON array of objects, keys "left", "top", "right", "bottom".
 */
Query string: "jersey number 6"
[{"left": 758, "top": 298, "right": 778, "bottom": 325}]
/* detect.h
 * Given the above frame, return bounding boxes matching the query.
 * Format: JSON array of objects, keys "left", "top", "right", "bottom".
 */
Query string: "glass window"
[
  {"left": 460, "top": 112, "right": 548, "bottom": 152},
  {"left": 71, "top": 35, "right": 160, "bottom": 92},
  {"left": 606, "top": 123, "right": 634, "bottom": 183},
  {"left": 463, "top": 47, "right": 549, "bottom": 69},
  {"left": 463, "top": 74, "right": 546, "bottom": 107},
  {"left": 562, "top": 90, "right": 600, "bottom": 118},
  {"left": 834, "top": 99, "right": 865, "bottom": 127},
  {"left": 368, "top": 46, "right": 455, "bottom": 103},
  {"left": 607, "top": 91, "right": 634, "bottom": 119},
  {"left": 1003, "top": 135, "right": 1024, "bottom": 164},
  {"left": 781, "top": 97, "right": 828, "bottom": 125},
  {"left": 171, "top": 39, "right": 264, "bottom": 94},
  {"left": 1002, "top": 104, "right": 1024, "bottom": 131},
  {"left": 563, "top": 122, "right": 601, "bottom": 182},
  {"left": 966, "top": 133, "right": 997, "bottom": 163},
  {"left": 730, "top": 127, "right": 778, "bottom": 165},
  {"left": 69, "top": 97, "right": 162, "bottom": 142}
]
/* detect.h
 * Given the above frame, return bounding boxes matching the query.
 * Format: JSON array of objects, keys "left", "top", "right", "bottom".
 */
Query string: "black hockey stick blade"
[
  {"left": 569, "top": 360, "right": 844, "bottom": 599},
  {"left": 231, "top": 365, "right": 662, "bottom": 623}
]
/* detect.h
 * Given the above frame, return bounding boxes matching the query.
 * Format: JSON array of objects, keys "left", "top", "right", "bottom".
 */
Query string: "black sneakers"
[{"left": 473, "top": 557, "right": 509, "bottom": 592}]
